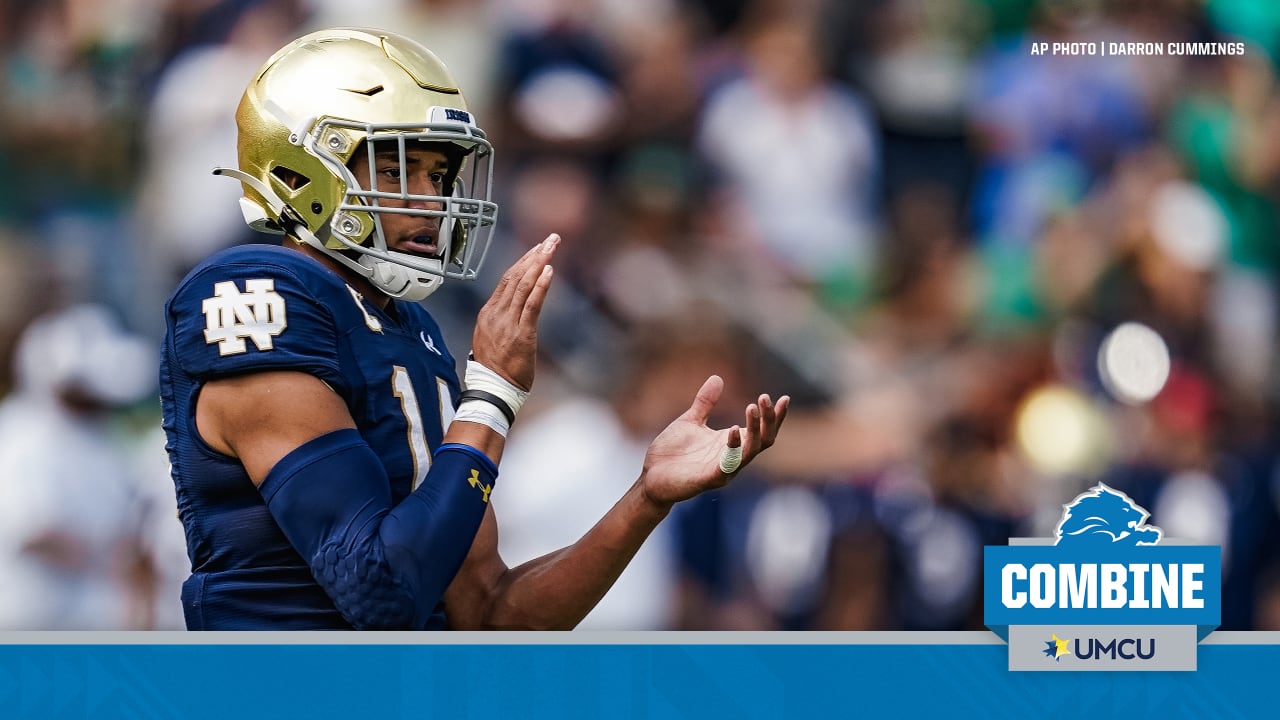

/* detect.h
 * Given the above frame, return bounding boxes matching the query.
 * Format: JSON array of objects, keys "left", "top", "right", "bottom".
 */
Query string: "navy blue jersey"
[{"left": 159, "top": 245, "right": 461, "bottom": 629}]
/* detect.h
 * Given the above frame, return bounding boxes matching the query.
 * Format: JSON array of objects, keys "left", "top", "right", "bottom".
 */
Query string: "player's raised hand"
[
  {"left": 471, "top": 234, "right": 559, "bottom": 390},
  {"left": 638, "top": 375, "right": 789, "bottom": 508}
]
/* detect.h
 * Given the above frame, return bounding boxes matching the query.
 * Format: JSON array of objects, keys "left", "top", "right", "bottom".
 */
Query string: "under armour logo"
[
  {"left": 467, "top": 468, "right": 491, "bottom": 503},
  {"left": 202, "top": 279, "right": 287, "bottom": 355},
  {"left": 420, "top": 330, "right": 442, "bottom": 356}
]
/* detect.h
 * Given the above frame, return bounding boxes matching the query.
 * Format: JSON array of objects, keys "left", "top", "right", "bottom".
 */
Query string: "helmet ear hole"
[{"left": 270, "top": 165, "right": 311, "bottom": 191}]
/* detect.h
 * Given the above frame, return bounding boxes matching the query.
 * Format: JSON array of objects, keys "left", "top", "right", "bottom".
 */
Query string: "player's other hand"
[
  {"left": 471, "top": 233, "right": 559, "bottom": 390},
  {"left": 639, "top": 375, "right": 789, "bottom": 508}
]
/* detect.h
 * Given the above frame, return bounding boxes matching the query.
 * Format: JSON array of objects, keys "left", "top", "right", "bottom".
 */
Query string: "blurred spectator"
[
  {"left": 0, "top": 0, "right": 162, "bottom": 317},
  {"left": 696, "top": 8, "right": 880, "bottom": 296},
  {"left": 612, "top": 8, "right": 702, "bottom": 147},
  {"left": 492, "top": 0, "right": 626, "bottom": 163},
  {"left": 967, "top": 2, "right": 1161, "bottom": 251},
  {"left": 0, "top": 305, "right": 158, "bottom": 629},
  {"left": 829, "top": 0, "right": 978, "bottom": 216}
]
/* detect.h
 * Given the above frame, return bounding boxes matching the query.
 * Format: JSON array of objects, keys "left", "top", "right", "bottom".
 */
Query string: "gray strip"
[
  {"left": 0, "top": 631, "right": 1002, "bottom": 645},
  {"left": 0, "top": 630, "right": 1273, "bottom": 645},
  {"left": 1006, "top": 537, "right": 1200, "bottom": 546},
  {"left": 1202, "top": 631, "right": 1280, "bottom": 644}
]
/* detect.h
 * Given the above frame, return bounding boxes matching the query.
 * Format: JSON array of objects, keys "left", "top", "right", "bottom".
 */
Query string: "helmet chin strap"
[
  {"left": 361, "top": 253, "right": 444, "bottom": 302},
  {"left": 297, "top": 222, "right": 446, "bottom": 302},
  {"left": 356, "top": 208, "right": 447, "bottom": 302}
]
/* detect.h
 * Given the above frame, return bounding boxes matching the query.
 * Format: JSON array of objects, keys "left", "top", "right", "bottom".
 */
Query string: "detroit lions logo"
[{"left": 1055, "top": 484, "right": 1162, "bottom": 548}]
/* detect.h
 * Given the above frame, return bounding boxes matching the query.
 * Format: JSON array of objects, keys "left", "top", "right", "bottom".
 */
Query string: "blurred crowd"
[{"left": 1, "top": 0, "right": 1279, "bottom": 631}]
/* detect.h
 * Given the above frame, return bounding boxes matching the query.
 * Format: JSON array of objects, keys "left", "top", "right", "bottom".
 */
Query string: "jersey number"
[{"left": 392, "top": 366, "right": 455, "bottom": 490}]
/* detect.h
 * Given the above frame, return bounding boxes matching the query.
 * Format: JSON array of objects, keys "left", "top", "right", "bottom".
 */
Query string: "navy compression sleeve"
[{"left": 258, "top": 429, "right": 497, "bottom": 629}]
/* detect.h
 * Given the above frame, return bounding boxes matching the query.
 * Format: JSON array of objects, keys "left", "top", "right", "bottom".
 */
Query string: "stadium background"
[{"left": 0, "top": 0, "right": 1277, "bottom": 632}]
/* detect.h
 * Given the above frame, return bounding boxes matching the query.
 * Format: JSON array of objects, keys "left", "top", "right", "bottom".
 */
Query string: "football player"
[{"left": 159, "top": 28, "right": 789, "bottom": 629}]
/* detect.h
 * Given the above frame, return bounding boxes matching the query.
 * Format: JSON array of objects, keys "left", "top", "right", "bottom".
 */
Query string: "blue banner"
[{"left": 0, "top": 638, "right": 1277, "bottom": 718}]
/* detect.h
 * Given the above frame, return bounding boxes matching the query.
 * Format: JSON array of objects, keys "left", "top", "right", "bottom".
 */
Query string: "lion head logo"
[{"left": 1055, "top": 484, "right": 1162, "bottom": 548}]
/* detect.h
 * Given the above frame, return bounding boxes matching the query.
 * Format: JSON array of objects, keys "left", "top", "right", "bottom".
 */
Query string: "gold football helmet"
[{"left": 217, "top": 27, "right": 498, "bottom": 301}]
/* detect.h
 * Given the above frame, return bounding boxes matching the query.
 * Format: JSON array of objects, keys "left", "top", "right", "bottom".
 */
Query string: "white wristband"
[
  {"left": 465, "top": 359, "right": 529, "bottom": 419},
  {"left": 454, "top": 398, "right": 510, "bottom": 437}
]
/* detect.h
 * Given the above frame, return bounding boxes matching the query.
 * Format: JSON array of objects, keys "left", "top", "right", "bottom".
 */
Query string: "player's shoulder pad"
[{"left": 165, "top": 245, "right": 345, "bottom": 383}]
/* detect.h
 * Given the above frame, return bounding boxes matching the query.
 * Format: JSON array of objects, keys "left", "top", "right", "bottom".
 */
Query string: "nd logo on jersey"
[
  {"left": 983, "top": 483, "right": 1221, "bottom": 672},
  {"left": 203, "top": 279, "right": 287, "bottom": 355}
]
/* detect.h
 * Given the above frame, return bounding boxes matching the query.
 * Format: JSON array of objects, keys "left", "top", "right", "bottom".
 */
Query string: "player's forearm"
[
  {"left": 442, "top": 419, "right": 506, "bottom": 465},
  {"left": 482, "top": 479, "right": 671, "bottom": 630},
  {"left": 262, "top": 429, "right": 498, "bottom": 629}
]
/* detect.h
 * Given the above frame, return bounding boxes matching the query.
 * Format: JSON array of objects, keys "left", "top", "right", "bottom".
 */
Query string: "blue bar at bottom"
[{"left": 0, "top": 641, "right": 1274, "bottom": 719}]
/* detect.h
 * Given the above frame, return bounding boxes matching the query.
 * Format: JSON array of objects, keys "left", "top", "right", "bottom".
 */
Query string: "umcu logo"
[
  {"left": 984, "top": 484, "right": 1220, "bottom": 672},
  {"left": 1044, "top": 633, "right": 1071, "bottom": 661},
  {"left": 1072, "top": 636, "right": 1157, "bottom": 661},
  {"left": 1043, "top": 632, "right": 1159, "bottom": 664}
]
